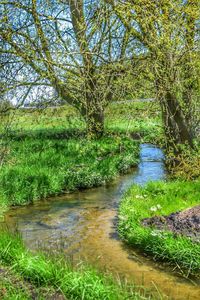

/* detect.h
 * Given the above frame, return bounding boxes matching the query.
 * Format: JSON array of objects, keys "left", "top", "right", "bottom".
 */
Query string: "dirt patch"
[{"left": 142, "top": 205, "right": 200, "bottom": 242}]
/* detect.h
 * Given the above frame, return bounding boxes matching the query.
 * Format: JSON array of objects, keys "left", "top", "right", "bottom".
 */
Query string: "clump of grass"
[
  {"left": 0, "top": 282, "right": 31, "bottom": 300},
  {"left": 0, "top": 135, "right": 139, "bottom": 207},
  {"left": 0, "top": 232, "right": 148, "bottom": 300},
  {"left": 0, "top": 268, "right": 63, "bottom": 300},
  {"left": 118, "top": 180, "right": 200, "bottom": 278}
]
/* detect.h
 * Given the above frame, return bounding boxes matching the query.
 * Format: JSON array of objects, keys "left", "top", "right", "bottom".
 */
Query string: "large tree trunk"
[
  {"left": 86, "top": 108, "right": 104, "bottom": 138},
  {"left": 59, "top": 87, "right": 105, "bottom": 138},
  {"left": 81, "top": 97, "right": 104, "bottom": 138},
  {"left": 69, "top": 0, "right": 105, "bottom": 138},
  {"left": 160, "top": 92, "right": 194, "bottom": 151}
]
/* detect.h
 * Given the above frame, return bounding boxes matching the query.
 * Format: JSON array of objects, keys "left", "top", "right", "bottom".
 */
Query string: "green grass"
[
  {"left": 0, "top": 100, "right": 199, "bottom": 297},
  {"left": 0, "top": 135, "right": 139, "bottom": 207},
  {"left": 106, "top": 102, "right": 163, "bottom": 144},
  {"left": 0, "top": 271, "right": 62, "bottom": 300},
  {"left": 0, "top": 101, "right": 163, "bottom": 209},
  {"left": 118, "top": 180, "right": 200, "bottom": 278},
  {"left": 1, "top": 102, "right": 164, "bottom": 144},
  {"left": 0, "top": 283, "right": 32, "bottom": 300},
  {"left": 0, "top": 232, "right": 151, "bottom": 300}
]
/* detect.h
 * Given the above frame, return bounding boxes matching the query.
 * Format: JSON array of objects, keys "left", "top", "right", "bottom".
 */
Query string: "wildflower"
[
  {"left": 151, "top": 230, "right": 158, "bottom": 237},
  {"left": 135, "top": 195, "right": 144, "bottom": 199},
  {"left": 150, "top": 206, "right": 157, "bottom": 212},
  {"left": 151, "top": 230, "right": 162, "bottom": 237},
  {"left": 119, "top": 215, "right": 127, "bottom": 221},
  {"left": 151, "top": 230, "right": 167, "bottom": 239}
]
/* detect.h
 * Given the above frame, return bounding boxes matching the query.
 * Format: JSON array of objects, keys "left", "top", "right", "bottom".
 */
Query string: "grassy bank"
[
  {"left": 0, "top": 135, "right": 139, "bottom": 208},
  {"left": 0, "top": 265, "right": 65, "bottom": 300},
  {"left": 118, "top": 180, "right": 200, "bottom": 278},
  {"left": 0, "top": 101, "right": 163, "bottom": 210},
  {"left": 0, "top": 232, "right": 150, "bottom": 300}
]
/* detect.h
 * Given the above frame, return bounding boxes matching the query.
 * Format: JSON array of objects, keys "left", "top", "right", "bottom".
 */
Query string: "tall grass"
[
  {"left": 106, "top": 102, "right": 164, "bottom": 144},
  {"left": 0, "top": 232, "right": 150, "bottom": 300},
  {"left": 0, "top": 135, "right": 139, "bottom": 207},
  {"left": 0, "top": 101, "right": 164, "bottom": 209}
]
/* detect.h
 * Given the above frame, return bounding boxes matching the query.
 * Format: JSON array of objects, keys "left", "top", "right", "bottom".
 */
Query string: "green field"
[
  {"left": 0, "top": 102, "right": 163, "bottom": 211},
  {"left": 0, "top": 101, "right": 199, "bottom": 298},
  {"left": 1, "top": 102, "right": 163, "bottom": 141}
]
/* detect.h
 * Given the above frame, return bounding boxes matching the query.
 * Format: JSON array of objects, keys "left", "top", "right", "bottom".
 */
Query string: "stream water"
[{"left": 4, "top": 144, "right": 200, "bottom": 299}]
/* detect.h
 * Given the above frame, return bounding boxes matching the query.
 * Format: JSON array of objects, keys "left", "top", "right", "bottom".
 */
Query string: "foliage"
[
  {"left": 118, "top": 180, "right": 200, "bottom": 278},
  {"left": 106, "top": 102, "right": 164, "bottom": 144},
  {"left": 0, "top": 100, "right": 14, "bottom": 114},
  {"left": 166, "top": 142, "right": 200, "bottom": 180},
  {"left": 107, "top": 0, "right": 200, "bottom": 149}
]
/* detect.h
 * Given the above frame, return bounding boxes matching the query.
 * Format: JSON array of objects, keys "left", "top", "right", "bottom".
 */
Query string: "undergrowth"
[{"left": 166, "top": 142, "right": 200, "bottom": 180}]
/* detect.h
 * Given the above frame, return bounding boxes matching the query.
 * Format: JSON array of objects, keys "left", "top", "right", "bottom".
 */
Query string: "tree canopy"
[{"left": 0, "top": 0, "right": 199, "bottom": 145}]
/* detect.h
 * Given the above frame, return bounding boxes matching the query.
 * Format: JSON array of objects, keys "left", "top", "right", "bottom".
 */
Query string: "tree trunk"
[
  {"left": 85, "top": 107, "right": 104, "bottom": 138},
  {"left": 160, "top": 92, "right": 194, "bottom": 151}
]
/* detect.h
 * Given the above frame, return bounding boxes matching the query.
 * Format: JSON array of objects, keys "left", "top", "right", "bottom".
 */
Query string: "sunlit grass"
[
  {"left": 119, "top": 180, "right": 200, "bottom": 277},
  {"left": 0, "top": 136, "right": 139, "bottom": 207},
  {"left": 0, "top": 232, "right": 151, "bottom": 300},
  {"left": 0, "top": 102, "right": 163, "bottom": 208},
  {"left": 1, "top": 102, "right": 164, "bottom": 143}
]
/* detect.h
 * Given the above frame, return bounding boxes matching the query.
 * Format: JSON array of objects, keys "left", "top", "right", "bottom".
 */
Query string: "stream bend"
[{"left": 5, "top": 144, "right": 200, "bottom": 300}]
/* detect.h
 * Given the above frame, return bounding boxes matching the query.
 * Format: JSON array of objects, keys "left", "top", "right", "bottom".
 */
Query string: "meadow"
[
  {"left": 0, "top": 101, "right": 163, "bottom": 211},
  {"left": 0, "top": 101, "right": 199, "bottom": 299}
]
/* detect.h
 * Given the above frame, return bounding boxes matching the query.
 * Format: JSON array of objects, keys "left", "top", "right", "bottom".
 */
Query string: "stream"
[{"left": 4, "top": 144, "right": 200, "bottom": 299}]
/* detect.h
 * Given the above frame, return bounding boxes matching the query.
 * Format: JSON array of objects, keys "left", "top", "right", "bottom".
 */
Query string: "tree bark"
[
  {"left": 69, "top": 0, "right": 105, "bottom": 139},
  {"left": 86, "top": 108, "right": 104, "bottom": 138},
  {"left": 160, "top": 92, "right": 194, "bottom": 151}
]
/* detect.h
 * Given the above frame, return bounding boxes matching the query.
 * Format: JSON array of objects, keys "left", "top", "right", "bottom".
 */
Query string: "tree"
[
  {"left": 0, "top": 0, "right": 130, "bottom": 137},
  {"left": 106, "top": 0, "right": 200, "bottom": 150}
]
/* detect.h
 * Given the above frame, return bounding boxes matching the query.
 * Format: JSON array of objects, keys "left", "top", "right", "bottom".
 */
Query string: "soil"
[{"left": 142, "top": 205, "right": 200, "bottom": 242}]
